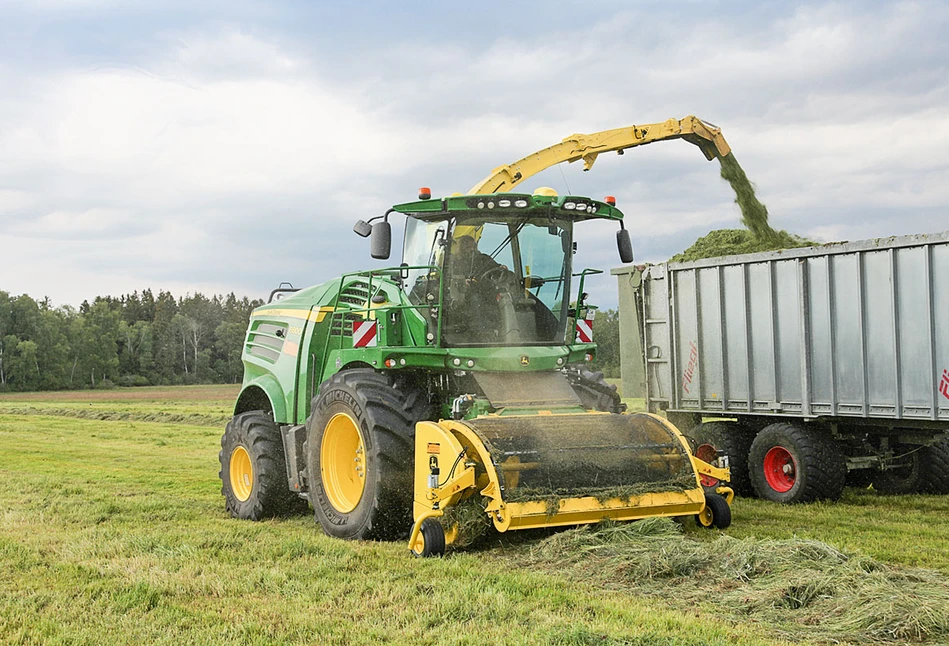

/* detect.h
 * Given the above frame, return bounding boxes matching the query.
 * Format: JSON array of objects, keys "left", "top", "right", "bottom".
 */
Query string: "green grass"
[
  {"left": 0, "top": 396, "right": 777, "bottom": 646},
  {"left": 727, "top": 491, "right": 949, "bottom": 571},
  {"left": 2, "top": 387, "right": 948, "bottom": 644}
]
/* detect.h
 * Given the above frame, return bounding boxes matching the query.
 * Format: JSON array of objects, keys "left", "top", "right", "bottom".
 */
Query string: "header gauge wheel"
[
  {"left": 695, "top": 493, "right": 731, "bottom": 529},
  {"left": 410, "top": 518, "right": 446, "bottom": 558}
]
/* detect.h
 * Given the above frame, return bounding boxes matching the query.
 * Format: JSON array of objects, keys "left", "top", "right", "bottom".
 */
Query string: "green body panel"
[
  {"left": 239, "top": 373, "right": 290, "bottom": 422},
  {"left": 234, "top": 193, "right": 621, "bottom": 424},
  {"left": 237, "top": 279, "right": 340, "bottom": 424},
  {"left": 237, "top": 270, "right": 438, "bottom": 424}
]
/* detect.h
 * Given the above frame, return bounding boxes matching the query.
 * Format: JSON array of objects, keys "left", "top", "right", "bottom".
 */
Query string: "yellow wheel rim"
[
  {"left": 321, "top": 412, "right": 367, "bottom": 513},
  {"left": 229, "top": 445, "right": 254, "bottom": 502},
  {"left": 410, "top": 531, "right": 425, "bottom": 555},
  {"left": 697, "top": 505, "right": 714, "bottom": 527}
]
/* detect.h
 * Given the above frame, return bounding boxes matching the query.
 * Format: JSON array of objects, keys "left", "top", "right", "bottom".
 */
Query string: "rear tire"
[
  {"left": 220, "top": 411, "right": 302, "bottom": 520},
  {"left": 920, "top": 437, "right": 949, "bottom": 494},
  {"left": 689, "top": 421, "right": 755, "bottom": 496},
  {"left": 748, "top": 423, "right": 846, "bottom": 503},
  {"left": 306, "top": 369, "right": 432, "bottom": 541}
]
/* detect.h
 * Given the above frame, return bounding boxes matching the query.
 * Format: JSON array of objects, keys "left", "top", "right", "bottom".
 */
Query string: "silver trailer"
[{"left": 613, "top": 231, "right": 949, "bottom": 502}]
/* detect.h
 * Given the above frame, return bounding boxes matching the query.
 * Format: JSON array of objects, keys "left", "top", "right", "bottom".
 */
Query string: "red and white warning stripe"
[
  {"left": 576, "top": 319, "right": 593, "bottom": 343},
  {"left": 352, "top": 320, "right": 378, "bottom": 348}
]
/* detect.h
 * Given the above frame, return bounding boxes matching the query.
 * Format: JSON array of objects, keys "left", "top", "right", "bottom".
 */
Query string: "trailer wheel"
[
  {"left": 875, "top": 445, "right": 924, "bottom": 495},
  {"left": 410, "top": 518, "right": 446, "bottom": 557},
  {"left": 689, "top": 421, "right": 754, "bottom": 496},
  {"left": 920, "top": 437, "right": 949, "bottom": 495},
  {"left": 219, "top": 411, "right": 303, "bottom": 520},
  {"left": 695, "top": 493, "right": 731, "bottom": 529},
  {"left": 566, "top": 367, "right": 626, "bottom": 413},
  {"left": 307, "top": 369, "right": 432, "bottom": 541},
  {"left": 748, "top": 423, "right": 846, "bottom": 503}
]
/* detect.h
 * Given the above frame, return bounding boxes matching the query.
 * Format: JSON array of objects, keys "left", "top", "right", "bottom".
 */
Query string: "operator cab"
[
  {"left": 404, "top": 211, "right": 571, "bottom": 346},
  {"left": 354, "top": 190, "right": 633, "bottom": 349}
]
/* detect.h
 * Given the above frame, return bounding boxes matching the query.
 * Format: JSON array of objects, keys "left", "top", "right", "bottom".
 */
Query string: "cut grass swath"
[{"left": 514, "top": 518, "right": 949, "bottom": 644}]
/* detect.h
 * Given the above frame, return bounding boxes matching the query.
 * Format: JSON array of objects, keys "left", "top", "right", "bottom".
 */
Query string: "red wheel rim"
[
  {"left": 763, "top": 446, "right": 796, "bottom": 492},
  {"left": 695, "top": 444, "right": 719, "bottom": 487}
]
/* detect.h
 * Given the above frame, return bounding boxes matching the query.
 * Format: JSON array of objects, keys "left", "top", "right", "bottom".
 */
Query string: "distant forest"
[
  {"left": 0, "top": 288, "right": 622, "bottom": 393},
  {"left": 0, "top": 289, "right": 262, "bottom": 392}
]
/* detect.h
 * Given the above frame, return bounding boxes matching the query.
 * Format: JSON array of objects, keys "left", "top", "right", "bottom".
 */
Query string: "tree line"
[
  {"left": 0, "top": 287, "right": 622, "bottom": 392},
  {"left": 0, "top": 289, "right": 262, "bottom": 392},
  {"left": 589, "top": 308, "right": 620, "bottom": 379}
]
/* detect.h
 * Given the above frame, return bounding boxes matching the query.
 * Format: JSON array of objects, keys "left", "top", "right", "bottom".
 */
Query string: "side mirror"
[
  {"left": 371, "top": 221, "right": 392, "bottom": 260},
  {"left": 617, "top": 229, "right": 634, "bottom": 264},
  {"left": 353, "top": 220, "right": 372, "bottom": 238}
]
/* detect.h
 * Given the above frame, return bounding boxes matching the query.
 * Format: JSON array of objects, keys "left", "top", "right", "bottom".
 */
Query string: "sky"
[{"left": 1, "top": 0, "right": 947, "bottom": 309}]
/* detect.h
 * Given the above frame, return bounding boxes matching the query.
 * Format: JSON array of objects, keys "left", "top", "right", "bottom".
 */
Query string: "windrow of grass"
[
  {"left": 0, "top": 384, "right": 236, "bottom": 428},
  {"left": 728, "top": 491, "right": 949, "bottom": 572},
  {"left": 505, "top": 519, "right": 949, "bottom": 644},
  {"left": 0, "top": 404, "right": 230, "bottom": 428}
]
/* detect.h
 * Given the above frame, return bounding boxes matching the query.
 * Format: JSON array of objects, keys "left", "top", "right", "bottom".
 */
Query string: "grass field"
[{"left": 2, "top": 386, "right": 948, "bottom": 645}]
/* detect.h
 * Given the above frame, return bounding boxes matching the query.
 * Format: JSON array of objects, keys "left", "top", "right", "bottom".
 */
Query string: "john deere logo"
[{"left": 520, "top": 355, "right": 530, "bottom": 366}]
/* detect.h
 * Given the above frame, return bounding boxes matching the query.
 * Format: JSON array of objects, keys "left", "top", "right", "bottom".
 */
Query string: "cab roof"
[{"left": 391, "top": 193, "right": 624, "bottom": 222}]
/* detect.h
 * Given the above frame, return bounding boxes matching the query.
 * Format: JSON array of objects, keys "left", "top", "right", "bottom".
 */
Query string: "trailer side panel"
[{"left": 635, "top": 231, "right": 949, "bottom": 425}]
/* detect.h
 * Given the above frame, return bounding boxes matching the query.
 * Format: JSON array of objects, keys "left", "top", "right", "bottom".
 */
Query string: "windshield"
[
  {"left": 402, "top": 216, "right": 448, "bottom": 289},
  {"left": 441, "top": 215, "right": 572, "bottom": 346}
]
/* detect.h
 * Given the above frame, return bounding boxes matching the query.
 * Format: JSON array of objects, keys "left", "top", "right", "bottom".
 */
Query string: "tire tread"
[{"left": 921, "top": 437, "right": 949, "bottom": 495}]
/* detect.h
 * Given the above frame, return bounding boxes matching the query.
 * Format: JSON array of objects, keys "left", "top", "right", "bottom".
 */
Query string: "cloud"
[
  {"left": 1, "top": 3, "right": 948, "bottom": 311},
  {"left": 159, "top": 27, "right": 302, "bottom": 81},
  {"left": 11, "top": 207, "right": 153, "bottom": 240},
  {"left": 7, "top": 0, "right": 118, "bottom": 8},
  {"left": 4, "top": 69, "right": 409, "bottom": 196}
]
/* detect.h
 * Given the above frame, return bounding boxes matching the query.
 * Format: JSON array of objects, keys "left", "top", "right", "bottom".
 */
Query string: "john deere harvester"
[{"left": 220, "top": 189, "right": 733, "bottom": 556}]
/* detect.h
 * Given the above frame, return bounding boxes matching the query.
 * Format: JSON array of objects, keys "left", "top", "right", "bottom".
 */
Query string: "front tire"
[
  {"left": 307, "top": 369, "right": 431, "bottom": 541},
  {"left": 220, "top": 411, "right": 302, "bottom": 520},
  {"left": 748, "top": 422, "right": 846, "bottom": 503}
]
